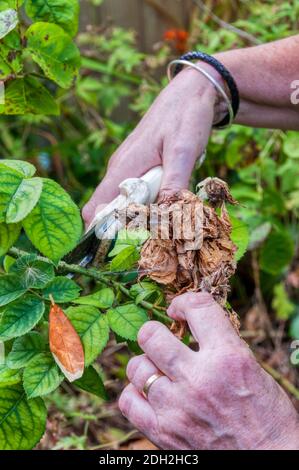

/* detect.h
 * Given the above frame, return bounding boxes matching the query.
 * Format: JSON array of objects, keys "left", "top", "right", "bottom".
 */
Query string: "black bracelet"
[{"left": 173, "top": 51, "right": 239, "bottom": 128}]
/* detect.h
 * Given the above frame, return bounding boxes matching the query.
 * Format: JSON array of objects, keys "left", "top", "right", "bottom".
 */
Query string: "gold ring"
[{"left": 143, "top": 373, "right": 163, "bottom": 399}]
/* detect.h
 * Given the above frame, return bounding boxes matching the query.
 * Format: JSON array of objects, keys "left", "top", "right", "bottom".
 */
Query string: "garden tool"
[{"left": 64, "top": 165, "right": 163, "bottom": 269}]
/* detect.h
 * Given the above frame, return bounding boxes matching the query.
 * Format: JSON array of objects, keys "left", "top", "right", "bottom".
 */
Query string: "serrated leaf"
[
  {"left": 0, "top": 274, "right": 27, "bottom": 307},
  {"left": 23, "top": 352, "right": 63, "bottom": 398},
  {"left": 25, "top": 0, "right": 80, "bottom": 37},
  {"left": 0, "top": 76, "right": 59, "bottom": 115},
  {"left": 26, "top": 22, "right": 81, "bottom": 89},
  {"left": 130, "top": 281, "right": 163, "bottom": 305},
  {"left": 109, "top": 228, "right": 149, "bottom": 257},
  {"left": 23, "top": 179, "right": 83, "bottom": 262},
  {"left": 0, "top": 165, "right": 23, "bottom": 223},
  {"left": 7, "top": 332, "right": 46, "bottom": 369},
  {"left": 0, "top": 9, "right": 18, "bottom": 39},
  {"left": 9, "top": 254, "right": 55, "bottom": 289},
  {"left": 230, "top": 216, "right": 249, "bottom": 261},
  {"left": 6, "top": 177, "right": 43, "bottom": 223},
  {"left": 0, "top": 159, "right": 36, "bottom": 177},
  {"left": 72, "top": 288, "right": 114, "bottom": 309},
  {"left": 66, "top": 306, "right": 110, "bottom": 366},
  {"left": 42, "top": 276, "right": 81, "bottom": 302},
  {"left": 0, "top": 222, "right": 21, "bottom": 256},
  {"left": 260, "top": 230, "right": 294, "bottom": 275},
  {"left": 110, "top": 245, "right": 139, "bottom": 272},
  {"left": 0, "top": 294, "right": 45, "bottom": 340},
  {"left": 0, "top": 383, "right": 46, "bottom": 450},
  {"left": 0, "top": 363, "right": 21, "bottom": 386},
  {"left": 74, "top": 366, "right": 107, "bottom": 400},
  {"left": 49, "top": 302, "right": 84, "bottom": 382},
  {"left": 107, "top": 303, "right": 148, "bottom": 341}
]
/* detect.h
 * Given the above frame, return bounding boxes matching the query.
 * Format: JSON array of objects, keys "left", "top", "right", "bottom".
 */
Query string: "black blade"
[{"left": 63, "top": 226, "right": 101, "bottom": 265}]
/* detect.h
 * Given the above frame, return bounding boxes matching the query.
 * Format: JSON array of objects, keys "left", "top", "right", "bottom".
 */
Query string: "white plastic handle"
[{"left": 87, "top": 166, "right": 163, "bottom": 233}]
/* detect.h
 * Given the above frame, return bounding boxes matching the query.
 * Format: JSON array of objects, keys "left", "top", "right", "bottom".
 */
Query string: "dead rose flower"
[{"left": 127, "top": 177, "right": 240, "bottom": 333}]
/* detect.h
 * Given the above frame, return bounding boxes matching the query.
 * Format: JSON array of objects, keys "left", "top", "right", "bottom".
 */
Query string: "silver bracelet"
[{"left": 167, "top": 59, "right": 234, "bottom": 129}]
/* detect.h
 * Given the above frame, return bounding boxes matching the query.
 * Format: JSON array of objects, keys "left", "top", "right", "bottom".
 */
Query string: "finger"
[
  {"left": 159, "top": 92, "right": 214, "bottom": 195},
  {"left": 126, "top": 354, "right": 172, "bottom": 394},
  {"left": 118, "top": 383, "right": 158, "bottom": 438},
  {"left": 137, "top": 321, "right": 194, "bottom": 379},
  {"left": 167, "top": 292, "right": 242, "bottom": 350}
]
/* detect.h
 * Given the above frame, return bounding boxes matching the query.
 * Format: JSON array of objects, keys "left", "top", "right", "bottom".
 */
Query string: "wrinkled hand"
[
  {"left": 119, "top": 292, "right": 299, "bottom": 450},
  {"left": 82, "top": 68, "right": 217, "bottom": 226}
]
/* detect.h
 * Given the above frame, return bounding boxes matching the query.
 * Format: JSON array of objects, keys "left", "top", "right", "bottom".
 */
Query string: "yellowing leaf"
[{"left": 49, "top": 300, "right": 84, "bottom": 382}]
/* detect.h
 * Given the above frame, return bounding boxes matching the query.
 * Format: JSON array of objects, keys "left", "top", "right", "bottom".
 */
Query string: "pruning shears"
[{"left": 64, "top": 166, "right": 163, "bottom": 269}]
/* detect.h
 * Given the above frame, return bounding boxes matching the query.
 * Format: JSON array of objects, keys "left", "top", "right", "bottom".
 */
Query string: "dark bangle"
[{"left": 173, "top": 51, "right": 239, "bottom": 128}]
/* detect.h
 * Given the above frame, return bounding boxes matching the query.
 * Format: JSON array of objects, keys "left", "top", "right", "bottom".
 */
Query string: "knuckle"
[
  {"left": 126, "top": 355, "right": 144, "bottom": 381},
  {"left": 81, "top": 204, "right": 93, "bottom": 224},
  {"left": 137, "top": 321, "right": 162, "bottom": 348}
]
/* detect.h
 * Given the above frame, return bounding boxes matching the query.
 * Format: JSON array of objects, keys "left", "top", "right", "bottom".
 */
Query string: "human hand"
[
  {"left": 82, "top": 67, "right": 218, "bottom": 226},
  {"left": 119, "top": 292, "right": 299, "bottom": 450}
]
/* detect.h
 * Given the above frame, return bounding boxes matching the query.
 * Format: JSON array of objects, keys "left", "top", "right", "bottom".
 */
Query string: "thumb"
[{"left": 167, "top": 292, "right": 241, "bottom": 350}]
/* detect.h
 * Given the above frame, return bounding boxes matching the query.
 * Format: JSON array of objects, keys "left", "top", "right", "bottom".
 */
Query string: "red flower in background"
[{"left": 164, "top": 29, "right": 189, "bottom": 53}]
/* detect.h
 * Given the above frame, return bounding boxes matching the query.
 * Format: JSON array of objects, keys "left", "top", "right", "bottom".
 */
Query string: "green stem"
[{"left": 8, "top": 247, "right": 171, "bottom": 324}]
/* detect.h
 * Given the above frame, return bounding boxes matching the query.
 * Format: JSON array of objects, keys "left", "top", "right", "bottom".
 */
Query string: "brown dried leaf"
[{"left": 49, "top": 300, "right": 84, "bottom": 382}]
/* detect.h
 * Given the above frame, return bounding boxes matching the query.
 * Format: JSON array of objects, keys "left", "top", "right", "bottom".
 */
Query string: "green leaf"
[
  {"left": 42, "top": 276, "right": 81, "bottom": 302},
  {"left": 272, "top": 283, "right": 295, "bottom": 320},
  {"left": 130, "top": 281, "right": 163, "bottom": 305},
  {"left": 290, "top": 314, "right": 299, "bottom": 340},
  {"left": 0, "top": 159, "right": 36, "bottom": 177},
  {"left": 248, "top": 222, "right": 272, "bottom": 250},
  {"left": 25, "top": 0, "right": 80, "bottom": 37},
  {"left": 6, "top": 177, "right": 43, "bottom": 223},
  {"left": 0, "top": 1, "right": 24, "bottom": 10},
  {"left": 260, "top": 230, "right": 294, "bottom": 275},
  {"left": 0, "top": 9, "right": 18, "bottom": 39},
  {"left": 72, "top": 288, "right": 115, "bottom": 309},
  {"left": 283, "top": 131, "right": 299, "bottom": 159},
  {"left": 0, "top": 77, "right": 59, "bottom": 115},
  {"left": 3, "top": 254, "right": 15, "bottom": 272},
  {"left": 0, "top": 165, "right": 23, "bottom": 223},
  {"left": 230, "top": 216, "right": 249, "bottom": 261},
  {"left": 74, "top": 366, "right": 107, "bottom": 400},
  {"left": 109, "top": 228, "right": 149, "bottom": 257},
  {"left": 0, "top": 222, "right": 21, "bottom": 256},
  {"left": 0, "top": 363, "right": 21, "bottom": 386},
  {"left": 107, "top": 303, "right": 148, "bottom": 341},
  {"left": 0, "top": 274, "right": 27, "bottom": 307},
  {"left": 110, "top": 245, "right": 139, "bottom": 272},
  {"left": 23, "top": 352, "right": 63, "bottom": 398},
  {"left": 26, "top": 22, "right": 81, "bottom": 89},
  {"left": 0, "top": 294, "right": 45, "bottom": 340},
  {"left": 7, "top": 332, "right": 46, "bottom": 369},
  {"left": 66, "top": 306, "right": 110, "bottom": 366},
  {"left": 0, "top": 383, "right": 46, "bottom": 450},
  {"left": 23, "top": 178, "right": 83, "bottom": 262},
  {"left": 9, "top": 254, "right": 55, "bottom": 289}
]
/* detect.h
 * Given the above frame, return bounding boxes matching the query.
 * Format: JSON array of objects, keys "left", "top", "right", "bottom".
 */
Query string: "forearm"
[{"left": 214, "top": 35, "right": 299, "bottom": 129}]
